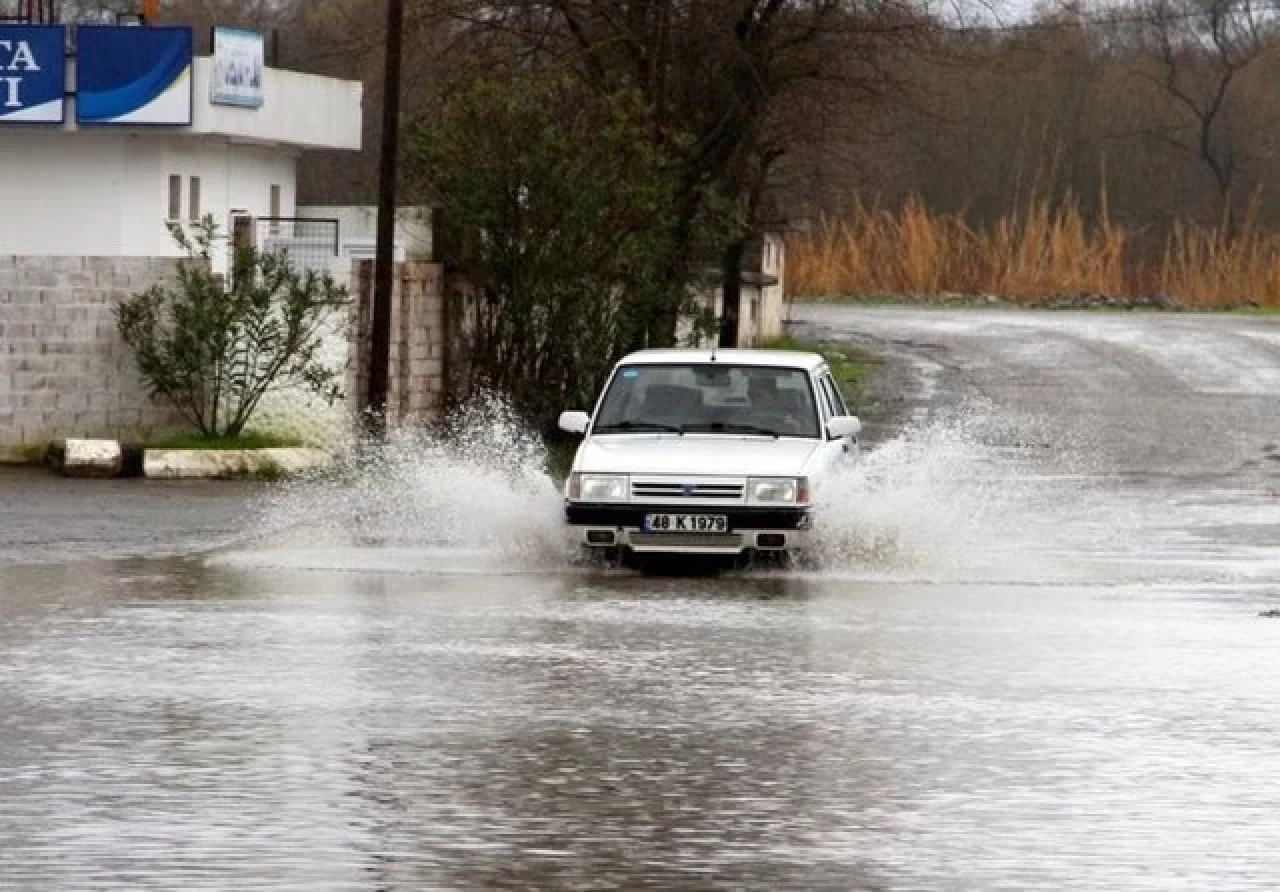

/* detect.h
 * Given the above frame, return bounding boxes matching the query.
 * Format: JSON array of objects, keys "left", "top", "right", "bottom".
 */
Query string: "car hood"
[{"left": 575, "top": 434, "right": 821, "bottom": 477}]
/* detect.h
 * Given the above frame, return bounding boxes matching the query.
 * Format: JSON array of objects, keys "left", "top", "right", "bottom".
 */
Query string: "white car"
[{"left": 559, "top": 348, "right": 861, "bottom": 560}]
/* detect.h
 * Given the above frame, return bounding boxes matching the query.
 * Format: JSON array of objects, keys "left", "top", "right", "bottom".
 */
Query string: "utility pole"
[
  {"left": 366, "top": 0, "right": 405, "bottom": 437},
  {"left": 718, "top": 239, "right": 744, "bottom": 348}
]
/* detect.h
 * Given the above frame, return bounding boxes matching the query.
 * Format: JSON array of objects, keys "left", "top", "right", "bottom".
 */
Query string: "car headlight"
[
  {"left": 571, "top": 473, "right": 628, "bottom": 503},
  {"left": 747, "top": 477, "right": 809, "bottom": 505}
]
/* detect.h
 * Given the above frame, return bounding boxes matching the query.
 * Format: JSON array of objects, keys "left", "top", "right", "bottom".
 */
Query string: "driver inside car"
[{"left": 748, "top": 376, "right": 803, "bottom": 433}]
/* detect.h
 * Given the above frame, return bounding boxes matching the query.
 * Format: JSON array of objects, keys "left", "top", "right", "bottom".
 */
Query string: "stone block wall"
[
  {"left": 0, "top": 256, "right": 189, "bottom": 459},
  {"left": 351, "top": 259, "right": 446, "bottom": 427}
]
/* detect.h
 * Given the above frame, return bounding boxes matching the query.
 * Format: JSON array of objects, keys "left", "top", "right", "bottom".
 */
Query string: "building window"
[
  {"left": 269, "top": 184, "right": 281, "bottom": 234},
  {"left": 167, "top": 175, "right": 182, "bottom": 221},
  {"left": 188, "top": 176, "right": 202, "bottom": 223}
]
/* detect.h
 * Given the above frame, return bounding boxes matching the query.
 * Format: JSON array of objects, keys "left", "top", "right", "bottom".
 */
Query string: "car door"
[
  {"left": 815, "top": 367, "right": 858, "bottom": 467},
  {"left": 809, "top": 367, "right": 851, "bottom": 486}
]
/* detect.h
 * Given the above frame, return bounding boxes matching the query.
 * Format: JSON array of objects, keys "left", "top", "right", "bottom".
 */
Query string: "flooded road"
[{"left": 3, "top": 307, "right": 1280, "bottom": 890}]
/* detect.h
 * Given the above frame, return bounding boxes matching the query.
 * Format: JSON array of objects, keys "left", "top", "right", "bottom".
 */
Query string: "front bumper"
[{"left": 565, "top": 503, "right": 812, "bottom": 555}]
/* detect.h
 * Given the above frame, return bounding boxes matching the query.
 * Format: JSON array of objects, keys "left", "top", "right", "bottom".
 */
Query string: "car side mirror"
[
  {"left": 827, "top": 415, "right": 861, "bottom": 439},
  {"left": 558, "top": 411, "right": 591, "bottom": 435}
]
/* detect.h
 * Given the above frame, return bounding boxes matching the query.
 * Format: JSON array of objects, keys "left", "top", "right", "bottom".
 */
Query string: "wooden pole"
[{"left": 366, "top": 0, "right": 405, "bottom": 437}]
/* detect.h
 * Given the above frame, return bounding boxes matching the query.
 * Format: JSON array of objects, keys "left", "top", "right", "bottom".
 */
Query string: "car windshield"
[{"left": 592, "top": 363, "right": 821, "bottom": 439}]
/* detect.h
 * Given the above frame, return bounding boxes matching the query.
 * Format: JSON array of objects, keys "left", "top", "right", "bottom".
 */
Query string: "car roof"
[{"left": 618, "top": 348, "right": 827, "bottom": 372}]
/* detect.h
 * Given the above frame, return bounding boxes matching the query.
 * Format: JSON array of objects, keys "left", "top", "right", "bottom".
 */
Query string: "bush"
[
  {"left": 116, "top": 219, "right": 350, "bottom": 438},
  {"left": 405, "top": 72, "right": 735, "bottom": 431}
]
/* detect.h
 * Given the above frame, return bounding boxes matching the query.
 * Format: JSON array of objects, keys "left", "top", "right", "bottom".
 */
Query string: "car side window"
[
  {"left": 813, "top": 372, "right": 836, "bottom": 420},
  {"left": 822, "top": 375, "right": 848, "bottom": 417}
]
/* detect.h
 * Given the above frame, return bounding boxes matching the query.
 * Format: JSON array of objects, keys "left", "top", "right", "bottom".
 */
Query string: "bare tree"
[
  {"left": 1132, "top": 0, "right": 1275, "bottom": 228},
  {"left": 430, "top": 0, "right": 926, "bottom": 345}
]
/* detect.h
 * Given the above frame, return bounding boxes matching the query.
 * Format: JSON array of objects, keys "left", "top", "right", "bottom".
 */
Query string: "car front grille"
[
  {"left": 628, "top": 533, "right": 745, "bottom": 551},
  {"left": 630, "top": 481, "right": 745, "bottom": 501}
]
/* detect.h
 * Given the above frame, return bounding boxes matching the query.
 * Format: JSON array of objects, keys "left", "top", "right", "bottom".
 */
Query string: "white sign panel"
[{"left": 211, "top": 27, "right": 263, "bottom": 109}]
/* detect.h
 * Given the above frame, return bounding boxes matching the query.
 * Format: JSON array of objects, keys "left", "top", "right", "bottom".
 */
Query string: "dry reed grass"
[{"left": 788, "top": 191, "right": 1280, "bottom": 309}]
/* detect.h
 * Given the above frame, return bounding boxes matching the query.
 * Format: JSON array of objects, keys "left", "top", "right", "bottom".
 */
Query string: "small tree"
[
  {"left": 406, "top": 73, "right": 735, "bottom": 430},
  {"left": 116, "top": 219, "right": 349, "bottom": 438}
]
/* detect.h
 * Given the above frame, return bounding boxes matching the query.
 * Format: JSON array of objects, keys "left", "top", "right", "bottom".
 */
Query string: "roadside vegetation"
[
  {"left": 116, "top": 220, "right": 348, "bottom": 439},
  {"left": 404, "top": 73, "right": 734, "bottom": 428},
  {"left": 395, "top": 2, "right": 904, "bottom": 434},
  {"left": 787, "top": 193, "right": 1280, "bottom": 309},
  {"left": 144, "top": 433, "right": 304, "bottom": 451}
]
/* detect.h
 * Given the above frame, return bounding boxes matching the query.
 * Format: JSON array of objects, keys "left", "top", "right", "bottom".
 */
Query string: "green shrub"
[{"left": 116, "top": 219, "right": 349, "bottom": 438}]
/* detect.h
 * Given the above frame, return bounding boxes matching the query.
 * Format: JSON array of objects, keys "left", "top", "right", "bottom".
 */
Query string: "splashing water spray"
[{"left": 223, "top": 393, "right": 1158, "bottom": 583}]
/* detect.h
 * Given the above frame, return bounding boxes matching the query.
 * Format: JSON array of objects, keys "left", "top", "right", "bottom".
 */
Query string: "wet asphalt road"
[
  {"left": 3, "top": 306, "right": 1280, "bottom": 890},
  {"left": 0, "top": 470, "right": 263, "bottom": 567}
]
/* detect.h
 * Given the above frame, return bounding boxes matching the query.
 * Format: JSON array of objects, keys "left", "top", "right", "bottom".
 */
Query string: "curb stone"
[
  {"left": 55, "top": 439, "right": 123, "bottom": 478},
  {"left": 44, "top": 440, "right": 331, "bottom": 480},
  {"left": 143, "top": 447, "right": 332, "bottom": 479}
]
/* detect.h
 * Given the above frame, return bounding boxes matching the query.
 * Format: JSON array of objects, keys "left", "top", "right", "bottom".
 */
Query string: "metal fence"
[
  {"left": 252, "top": 217, "right": 341, "bottom": 277},
  {"left": 0, "top": 1, "right": 57, "bottom": 23}
]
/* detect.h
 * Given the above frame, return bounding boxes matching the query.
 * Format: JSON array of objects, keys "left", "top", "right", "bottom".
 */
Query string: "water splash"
[
  {"left": 219, "top": 394, "right": 571, "bottom": 573},
  {"left": 809, "top": 401, "right": 1280, "bottom": 586},
  {"left": 214, "top": 393, "right": 1276, "bottom": 586},
  {"left": 224, "top": 397, "right": 1106, "bottom": 579},
  {"left": 811, "top": 403, "right": 1117, "bottom": 581}
]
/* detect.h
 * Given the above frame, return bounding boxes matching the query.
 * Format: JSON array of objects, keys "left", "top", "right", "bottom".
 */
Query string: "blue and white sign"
[
  {"left": 211, "top": 27, "right": 264, "bottom": 109},
  {"left": 0, "top": 26, "right": 66, "bottom": 124},
  {"left": 77, "top": 26, "right": 193, "bottom": 126}
]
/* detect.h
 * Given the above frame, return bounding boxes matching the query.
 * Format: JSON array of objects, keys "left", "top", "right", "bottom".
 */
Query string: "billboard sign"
[
  {"left": 77, "top": 26, "right": 193, "bottom": 126},
  {"left": 0, "top": 26, "right": 66, "bottom": 124},
  {"left": 211, "top": 27, "right": 264, "bottom": 109}
]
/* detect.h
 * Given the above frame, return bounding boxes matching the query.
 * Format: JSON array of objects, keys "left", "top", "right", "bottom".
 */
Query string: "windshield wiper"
[
  {"left": 683, "top": 422, "right": 781, "bottom": 438},
  {"left": 593, "top": 420, "right": 686, "bottom": 435}
]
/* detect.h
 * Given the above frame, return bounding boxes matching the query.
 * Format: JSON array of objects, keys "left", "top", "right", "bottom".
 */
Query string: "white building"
[
  {"left": 684, "top": 232, "right": 789, "bottom": 348},
  {"left": 0, "top": 22, "right": 367, "bottom": 455},
  {"left": 0, "top": 55, "right": 362, "bottom": 274}
]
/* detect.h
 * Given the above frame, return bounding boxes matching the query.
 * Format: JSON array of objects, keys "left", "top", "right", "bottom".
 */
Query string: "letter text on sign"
[
  {"left": 0, "top": 26, "right": 65, "bottom": 124},
  {"left": 11, "top": 41, "right": 39, "bottom": 71},
  {"left": 0, "top": 39, "right": 38, "bottom": 71}
]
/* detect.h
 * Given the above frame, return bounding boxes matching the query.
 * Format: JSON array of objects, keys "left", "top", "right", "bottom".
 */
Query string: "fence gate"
[{"left": 254, "top": 217, "right": 341, "bottom": 276}]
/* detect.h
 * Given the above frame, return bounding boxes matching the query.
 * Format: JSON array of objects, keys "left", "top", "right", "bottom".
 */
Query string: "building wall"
[
  {"left": 41, "top": 58, "right": 364, "bottom": 152},
  {"left": 0, "top": 255, "right": 189, "bottom": 459},
  {"left": 0, "top": 254, "right": 360, "bottom": 458},
  {"left": 0, "top": 135, "right": 128, "bottom": 256},
  {"left": 188, "top": 60, "right": 363, "bottom": 151},
  {"left": 758, "top": 231, "right": 787, "bottom": 342},
  {"left": 350, "top": 260, "right": 446, "bottom": 428},
  {"left": 740, "top": 232, "right": 787, "bottom": 345},
  {"left": 0, "top": 131, "right": 298, "bottom": 273},
  {"left": 683, "top": 234, "right": 788, "bottom": 348}
]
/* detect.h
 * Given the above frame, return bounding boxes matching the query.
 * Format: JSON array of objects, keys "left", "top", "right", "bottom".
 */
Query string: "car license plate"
[{"left": 644, "top": 514, "right": 727, "bottom": 533}]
